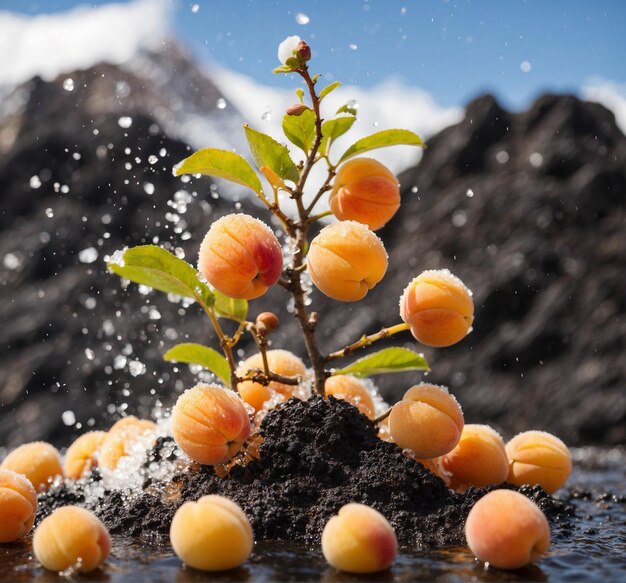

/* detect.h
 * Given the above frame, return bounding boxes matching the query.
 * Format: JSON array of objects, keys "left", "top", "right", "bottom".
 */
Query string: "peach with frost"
[
  {"left": 1, "top": 441, "right": 63, "bottom": 492},
  {"left": 171, "top": 383, "right": 250, "bottom": 465},
  {"left": 33, "top": 506, "right": 111, "bottom": 573},
  {"left": 307, "top": 221, "right": 387, "bottom": 302},
  {"left": 400, "top": 269, "right": 474, "bottom": 347},
  {"left": 505, "top": 430, "right": 572, "bottom": 494},
  {"left": 325, "top": 375, "right": 375, "bottom": 419},
  {"left": 99, "top": 416, "right": 157, "bottom": 471},
  {"left": 198, "top": 213, "right": 283, "bottom": 300},
  {"left": 321, "top": 503, "right": 397, "bottom": 573},
  {"left": 388, "top": 383, "right": 464, "bottom": 458},
  {"left": 465, "top": 489, "right": 550, "bottom": 570},
  {"left": 329, "top": 157, "right": 400, "bottom": 230},
  {"left": 0, "top": 469, "right": 38, "bottom": 542},
  {"left": 170, "top": 494, "right": 253, "bottom": 571},
  {"left": 64, "top": 431, "right": 107, "bottom": 480}
]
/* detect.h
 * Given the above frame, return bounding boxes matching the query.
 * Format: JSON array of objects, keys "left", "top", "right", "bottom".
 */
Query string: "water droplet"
[
  {"left": 72, "top": 152, "right": 81, "bottom": 160},
  {"left": 191, "top": 3, "right": 200, "bottom": 13},
  {"left": 295, "top": 12, "right": 310, "bottom": 25},
  {"left": 143, "top": 182, "right": 155, "bottom": 195},
  {"left": 529, "top": 152, "right": 543, "bottom": 167},
  {"left": 78, "top": 247, "right": 99, "bottom": 264},
  {"left": 466, "top": 188, "right": 474, "bottom": 198},
  {"left": 45, "top": 208, "right": 54, "bottom": 218},
  {"left": 411, "top": 186, "right": 418, "bottom": 193},
  {"left": 148, "top": 154, "right": 158, "bottom": 164},
  {"left": 118, "top": 116, "right": 133, "bottom": 129},
  {"left": 63, "top": 78, "right": 74, "bottom": 92},
  {"left": 496, "top": 150, "right": 509, "bottom": 164},
  {"left": 159, "top": 148, "right": 167, "bottom": 157},
  {"left": 401, "top": 6, "right": 408, "bottom": 15},
  {"left": 3, "top": 253, "right": 21, "bottom": 270},
  {"left": 129, "top": 361, "right": 146, "bottom": 377},
  {"left": 84, "top": 348, "right": 95, "bottom": 361},
  {"left": 520, "top": 60, "right": 532, "bottom": 73},
  {"left": 261, "top": 110, "right": 272, "bottom": 121},
  {"left": 349, "top": 43, "right": 358, "bottom": 50},
  {"left": 346, "top": 99, "right": 360, "bottom": 110},
  {"left": 29, "top": 175, "right": 41, "bottom": 189},
  {"left": 62, "top": 410, "right": 76, "bottom": 425},
  {"left": 452, "top": 210, "right": 467, "bottom": 227},
  {"left": 216, "top": 98, "right": 227, "bottom": 110}
]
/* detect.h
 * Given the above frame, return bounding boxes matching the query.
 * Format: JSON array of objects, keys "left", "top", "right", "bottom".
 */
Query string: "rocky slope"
[{"left": 1, "top": 45, "right": 624, "bottom": 448}]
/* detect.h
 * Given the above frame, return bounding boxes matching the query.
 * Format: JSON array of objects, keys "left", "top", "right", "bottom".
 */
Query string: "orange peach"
[
  {"left": 505, "top": 431, "right": 572, "bottom": 494},
  {"left": 465, "top": 490, "right": 550, "bottom": 569},
  {"left": 99, "top": 417, "right": 157, "bottom": 471},
  {"left": 33, "top": 506, "right": 111, "bottom": 573},
  {"left": 321, "top": 503, "right": 397, "bottom": 573},
  {"left": 64, "top": 431, "right": 107, "bottom": 480},
  {"left": 307, "top": 221, "right": 388, "bottom": 302},
  {"left": 170, "top": 495, "right": 253, "bottom": 571},
  {"left": 198, "top": 213, "right": 283, "bottom": 300},
  {"left": 388, "top": 383, "right": 464, "bottom": 458},
  {"left": 400, "top": 269, "right": 474, "bottom": 347},
  {"left": 1, "top": 442, "right": 64, "bottom": 492},
  {"left": 325, "top": 375, "right": 375, "bottom": 419},
  {"left": 329, "top": 158, "right": 400, "bottom": 230},
  {"left": 440, "top": 424, "right": 509, "bottom": 490},
  {"left": 237, "top": 349, "right": 306, "bottom": 410},
  {"left": 0, "top": 469, "right": 38, "bottom": 542},
  {"left": 171, "top": 383, "right": 250, "bottom": 465}
]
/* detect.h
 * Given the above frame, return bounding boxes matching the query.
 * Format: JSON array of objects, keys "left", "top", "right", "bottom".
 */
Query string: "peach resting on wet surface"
[
  {"left": 0, "top": 469, "right": 38, "bottom": 543},
  {"left": 0, "top": 441, "right": 64, "bottom": 492}
]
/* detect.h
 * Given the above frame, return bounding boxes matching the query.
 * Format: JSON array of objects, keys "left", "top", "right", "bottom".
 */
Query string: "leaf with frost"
[
  {"left": 164, "top": 343, "right": 231, "bottom": 387},
  {"left": 333, "top": 347, "right": 429, "bottom": 378}
]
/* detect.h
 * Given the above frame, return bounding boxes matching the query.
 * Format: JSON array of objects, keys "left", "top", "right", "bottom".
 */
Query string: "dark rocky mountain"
[{"left": 1, "top": 45, "right": 624, "bottom": 449}]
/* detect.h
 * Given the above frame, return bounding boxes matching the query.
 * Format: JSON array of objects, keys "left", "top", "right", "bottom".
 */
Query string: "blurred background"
[{"left": 1, "top": 0, "right": 624, "bottom": 449}]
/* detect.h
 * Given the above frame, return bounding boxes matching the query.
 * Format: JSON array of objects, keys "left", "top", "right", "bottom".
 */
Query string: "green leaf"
[
  {"left": 295, "top": 88, "right": 305, "bottom": 102},
  {"left": 164, "top": 343, "right": 231, "bottom": 387},
  {"left": 273, "top": 64, "right": 294, "bottom": 74},
  {"left": 319, "top": 116, "right": 356, "bottom": 155},
  {"left": 319, "top": 81, "right": 341, "bottom": 101},
  {"left": 282, "top": 109, "right": 316, "bottom": 153},
  {"left": 338, "top": 129, "right": 424, "bottom": 164},
  {"left": 213, "top": 289, "right": 248, "bottom": 321},
  {"left": 333, "top": 347, "right": 429, "bottom": 378},
  {"left": 336, "top": 103, "right": 358, "bottom": 116},
  {"left": 108, "top": 245, "right": 213, "bottom": 305},
  {"left": 174, "top": 148, "right": 263, "bottom": 196},
  {"left": 244, "top": 125, "right": 300, "bottom": 183}
]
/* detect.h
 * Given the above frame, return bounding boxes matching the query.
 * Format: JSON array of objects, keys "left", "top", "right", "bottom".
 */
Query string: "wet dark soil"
[{"left": 37, "top": 397, "right": 573, "bottom": 547}]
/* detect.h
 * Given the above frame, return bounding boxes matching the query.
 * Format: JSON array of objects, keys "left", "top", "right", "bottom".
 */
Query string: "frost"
[
  {"left": 78, "top": 247, "right": 99, "bottom": 264},
  {"left": 129, "top": 360, "right": 146, "bottom": 377},
  {"left": 148, "top": 154, "right": 158, "bottom": 164}
]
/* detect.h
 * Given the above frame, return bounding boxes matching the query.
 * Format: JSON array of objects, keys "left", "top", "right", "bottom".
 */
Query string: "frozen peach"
[
  {"left": 237, "top": 349, "right": 306, "bottom": 410},
  {"left": 1, "top": 442, "right": 63, "bottom": 492},
  {"left": 400, "top": 269, "right": 474, "bottom": 347},
  {"left": 64, "top": 431, "right": 107, "bottom": 480},
  {"left": 171, "top": 383, "right": 250, "bottom": 465},
  {"left": 465, "top": 489, "right": 550, "bottom": 570},
  {"left": 307, "top": 221, "right": 388, "bottom": 302},
  {"left": 440, "top": 424, "right": 509, "bottom": 490},
  {"left": 170, "top": 495, "right": 253, "bottom": 571},
  {"left": 321, "top": 503, "right": 397, "bottom": 573},
  {"left": 325, "top": 375, "right": 375, "bottom": 419},
  {"left": 99, "top": 417, "right": 157, "bottom": 471},
  {"left": 329, "top": 158, "right": 400, "bottom": 230},
  {"left": 505, "top": 430, "right": 572, "bottom": 494},
  {"left": 0, "top": 469, "right": 38, "bottom": 542},
  {"left": 388, "top": 383, "right": 463, "bottom": 458},
  {"left": 198, "top": 213, "right": 283, "bottom": 300},
  {"left": 33, "top": 506, "right": 111, "bottom": 573}
]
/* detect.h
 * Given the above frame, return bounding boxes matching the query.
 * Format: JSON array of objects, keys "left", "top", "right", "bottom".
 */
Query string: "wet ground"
[{"left": 2, "top": 447, "right": 624, "bottom": 582}]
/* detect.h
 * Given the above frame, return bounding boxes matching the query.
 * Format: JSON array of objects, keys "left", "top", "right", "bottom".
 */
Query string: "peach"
[
  {"left": 325, "top": 375, "right": 375, "bottom": 419},
  {"left": 170, "top": 495, "right": 253, "bottom": 571},
  {"left": 171, "top": 383, "right": 250, "bottom": 465},
  {"left": 198, "top": 213, "right": 283, "bottom": 300},
  {"left": 33, "top": 506, "right": 111, "bottom": 573},
  {"left": 505, "top": 430, "right": 572, "bottom": 494},
  {"left": 64, "top": 431, "right": 107, "bottom": 480},
  {"left": 400, "top": 269, "right": 474, "bottom": 347},
  {"left": 465, "top": 490, "right": 550, "bottom": 570},
  {"left": 1, "top": 442, "right": 63, "bottom": 492},
  {"left": 440, "top": 424, "right": 509, "bottom": 490},
  {"left": 329, "top": 158, "right": 400, "bottom": 230},
  {"left": 237, "top": 349, "right": 306, "bottom": 410},
  {"left": 388, "top": 383, "right": 463, "bottom": 458},
  {"left": 321, "top": 503, "right": 397, "bottom": 573},
  {"left": 0, "top": 469, "right": 38, "bottom": 542},
  {"left": 99, "top": 417, "right": 157, "bottom": 471},
  {"left": 307, "top": 221, "right": 388, "bottom": 302}
]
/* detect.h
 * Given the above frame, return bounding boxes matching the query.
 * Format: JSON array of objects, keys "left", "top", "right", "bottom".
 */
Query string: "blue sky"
[{"left": 2, "top": 0, "right": 625, "bottom": 109}]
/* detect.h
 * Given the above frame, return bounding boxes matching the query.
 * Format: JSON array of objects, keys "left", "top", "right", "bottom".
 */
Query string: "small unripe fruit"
[
  {"left": 329, "top": 158, "right": 400, "bottom": 230},
  {"left": 64, "top": 431, "right": 107, "bottom": 480},
  {"left": 286, "top": 103, "right": 309, "bottom": 116},
  {"left": 33, "top": 506, "right": 111, "bottom": 573},
  {"left": 1, "top": 442, "right": 64, "bottom": 492},
  {"left": 440, "top": 424, "right": 509, "bottom": 490},
  {"left": 255, "top": 311, "right": 279, "bottom": 334},
  {"left": 171, "top": 384, "right": 250, "bottom": 465},
  {"left": 325, "top": 375, "right": 375, "bottom": 419},
  {"left": 307, "top": 221, "right": 388, "bottom": 302},
  {"left": 400, "top": 269, "right": 474, "bottom": 347},
  {"left": 170, "top": 495, "right": 253, "bottom": 571},
  {"left": 389, "top": 383, "right": 464, "bottom": 458},
  {"left": 99, "top": 417, "right": 157, "bottom": 471},
  {"left": 322, "top": 503, "right": 397, "bottom": 573},
  {"left": 198, "top": 213, "right": 283, "bottom": 300},
  {"left": 295, "top": 40, "right": 311, "bottom": 62},
  {"left": 0, "top": 469, "right": 38, "bottom": 542},
  {"left": 465, "top": 490, "right": 550, "bottom": 570},
  {"left": 505, "top": 430, "right": 572, "bottom": 494}
]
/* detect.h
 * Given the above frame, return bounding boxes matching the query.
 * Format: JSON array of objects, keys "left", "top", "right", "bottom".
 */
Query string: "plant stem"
[
  {"left": 372, "top": 408, "right": 392, "bottom": 424},
  {"left": 325, "top": 322, "right": 410, "bottom": 362}
]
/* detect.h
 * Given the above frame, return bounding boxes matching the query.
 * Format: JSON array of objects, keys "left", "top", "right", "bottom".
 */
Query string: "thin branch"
[
  {"left": 325, "top": 322, "right": 410, "bottom": 362},
  {"left": 373, "top": 408, "right": 392, "bottom": 424}
]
